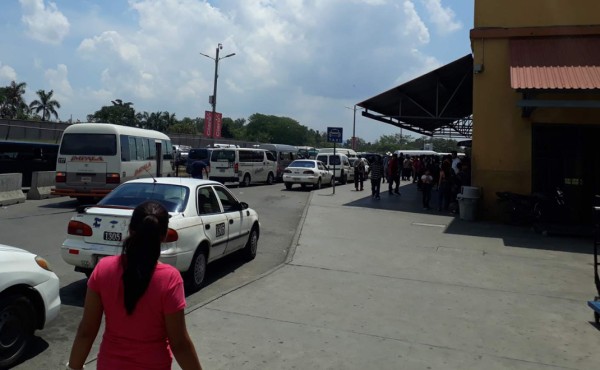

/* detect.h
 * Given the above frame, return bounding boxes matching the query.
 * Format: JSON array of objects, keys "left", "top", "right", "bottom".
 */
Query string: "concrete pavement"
[{"left": 107, "top": 181, "right": 600, "bottom": 369}]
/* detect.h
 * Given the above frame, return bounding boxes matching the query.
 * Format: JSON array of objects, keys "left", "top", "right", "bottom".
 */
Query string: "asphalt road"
[{"left": 1, "top": 181, "right": 316, "bottom": 369}]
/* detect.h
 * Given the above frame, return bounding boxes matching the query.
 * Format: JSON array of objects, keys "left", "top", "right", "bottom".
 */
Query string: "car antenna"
[{"left": 144, "top": 167, "right": 157, "bottom": 183}]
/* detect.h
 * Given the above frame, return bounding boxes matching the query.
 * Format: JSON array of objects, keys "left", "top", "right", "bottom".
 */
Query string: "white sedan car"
[
  {"left": 0, "top": 244, "right": 61, "bottom": 368},
  {"left": 282, "top": 159, "right": 334, "bottom": 190},
  {"left": 61, "top": 178, "right": 260, "bottom": 292}
]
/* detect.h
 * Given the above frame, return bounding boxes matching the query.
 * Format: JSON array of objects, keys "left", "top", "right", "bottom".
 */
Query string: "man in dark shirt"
[{"left": 190, "top": 160, "right": 209, "bottom": 179}]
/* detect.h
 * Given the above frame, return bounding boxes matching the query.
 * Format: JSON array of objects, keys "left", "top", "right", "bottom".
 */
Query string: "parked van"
[
  {"left": 317, "top": 147, "right": 358, "bottom": 159},
  {"left": 316, "top": 153, "right": 354, "bottom": 184},
  {"left": 255, "top": 143, "right": 298, "bottom": 181},
  {"left": 209, "top": 148, "right": 277, "bottom": 186}
]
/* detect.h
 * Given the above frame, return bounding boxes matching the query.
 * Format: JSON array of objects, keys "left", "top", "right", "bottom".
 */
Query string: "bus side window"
[
  {"left": 147, "top": 138, "right": 156, "bottom": 159},
  {"left": 135, "top": 137, "right": 145, "bottom": 161},
  {"left": 121, "top": 135, "right": 131, "bottom": 161},
  {"left": 128, "top": 136, "right": 137, "bottom": 161}
]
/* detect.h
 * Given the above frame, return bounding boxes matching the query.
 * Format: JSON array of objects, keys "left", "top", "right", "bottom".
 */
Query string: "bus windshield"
[{"left": 60, "top": 133, "right": 117, "bottom": 155}]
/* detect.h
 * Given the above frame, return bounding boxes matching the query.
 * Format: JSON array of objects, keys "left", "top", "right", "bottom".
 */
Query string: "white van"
[
  {"left": 209, "top": 148, "right": 277, "bottom": 186},
  {"left": 317, "top": 147, "right": 358, "bottom": 159},
  {"left": 255, "top": 143, "right": 299, "bottom": 181},
  {"left": 316, "top": 153, "right": 354, "bottom": 184}
]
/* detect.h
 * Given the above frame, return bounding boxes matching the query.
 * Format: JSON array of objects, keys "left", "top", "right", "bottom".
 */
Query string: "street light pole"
[
  {"left": 345, "top": 105, "right": 358, "bottom": 150},
  {"left": 200, "top": 43, "right": 235, "bottom": 146}
]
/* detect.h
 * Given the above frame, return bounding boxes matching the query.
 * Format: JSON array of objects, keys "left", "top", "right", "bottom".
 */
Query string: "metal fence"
[{"left": 0, "top": 119, "right": 258, "bottom": 148}]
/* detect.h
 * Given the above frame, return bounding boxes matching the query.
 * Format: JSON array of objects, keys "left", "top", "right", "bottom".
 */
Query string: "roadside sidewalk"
[{"left": 182, "top": 181, "right": 600, "bottom": 369}]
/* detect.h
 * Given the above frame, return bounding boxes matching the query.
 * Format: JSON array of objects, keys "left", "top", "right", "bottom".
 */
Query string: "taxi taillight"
[
  {"left": 68, "top": 220, "right": 93, "bottom": 236},
  {"left": 234, "top": 162, "right": 239, "bottom": 173},
  {"left": 164, "top": 228, "right": 178, "bottom": 242},
  {"left": 56, "top": 172, "right": 66, "bottom": 183},
  {"left": 106, "top": 173, "right": 120, "bottom": 184}
]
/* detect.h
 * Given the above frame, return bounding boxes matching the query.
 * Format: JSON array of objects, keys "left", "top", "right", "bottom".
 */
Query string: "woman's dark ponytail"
[{"left": 121, "top": 201, "right": 169, "bottom": 315}]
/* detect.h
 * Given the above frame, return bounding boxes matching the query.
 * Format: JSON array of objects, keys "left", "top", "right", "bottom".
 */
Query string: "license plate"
[
  {"left": 293, "top": 177, "right": 301, "bottom": 181},
  {"left": 219, "top": 168, "right": 225, "bottom": 172},
  {"left": 81, "top": 176, "right": 92, "bottom": 183},
  {"left": 103, "top": 231, "right": 122, "bottom": 241}
]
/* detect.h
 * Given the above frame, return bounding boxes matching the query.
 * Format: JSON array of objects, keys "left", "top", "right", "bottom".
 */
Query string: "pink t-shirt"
[{"left": 88, "top": 256, "right": 186, "bottom": 370}]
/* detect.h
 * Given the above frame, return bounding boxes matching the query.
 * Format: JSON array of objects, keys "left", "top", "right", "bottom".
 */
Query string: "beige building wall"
[
  {"left": 475, "top": 0, "right": 600, "bottom": 28},
  {"left": 471, "top": 0, "right": 600, "bottom": 220}
]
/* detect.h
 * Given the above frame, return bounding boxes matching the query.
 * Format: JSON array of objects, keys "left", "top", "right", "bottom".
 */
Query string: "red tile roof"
[{"left": 509, "top": 37, "right": 600, "bottom": 89}]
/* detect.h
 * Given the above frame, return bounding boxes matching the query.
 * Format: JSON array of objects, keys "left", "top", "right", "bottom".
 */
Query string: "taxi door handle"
[{"left": 229, "top": 219, "right": 234, "bottom": 224}]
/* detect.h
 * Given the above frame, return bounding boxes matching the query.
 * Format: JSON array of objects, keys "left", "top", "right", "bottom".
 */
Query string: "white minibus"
[
  {"left": 317, "top": 147, "right": 358, "bottom": 159},
  {"left": 255, "top": 143, "right": 299, "bottom": 181},
  {"left": 52, "top": 123, "right": 174, "bottom": 201},
  {"left": 209, "top": 148, "right": 277, "bottom": 186}
]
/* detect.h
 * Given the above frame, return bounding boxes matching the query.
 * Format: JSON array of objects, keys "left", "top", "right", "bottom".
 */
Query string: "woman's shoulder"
[{"left": 155, "top": 263, "right": 183, "bottom": 280}]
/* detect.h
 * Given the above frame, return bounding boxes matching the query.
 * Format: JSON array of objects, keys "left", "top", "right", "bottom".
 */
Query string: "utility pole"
[{"left": 200, "top": 43, "right": 235, "bottom": 146}]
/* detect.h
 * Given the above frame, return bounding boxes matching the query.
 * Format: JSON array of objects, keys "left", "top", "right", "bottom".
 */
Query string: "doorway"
[{"left": 532, "top": 124, "right": 600, "bottom": 225}]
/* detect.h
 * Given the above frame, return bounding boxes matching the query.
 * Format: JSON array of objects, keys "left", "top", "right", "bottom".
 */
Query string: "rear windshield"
[
  {"left": 211, "top": 150, "right": 235, "bottom": 162},
  {"left": 60, "top": 133, "right": 117, "bottom": 155},
  {"left": 317, "top": 155, "right": 341, "bottom": 165},
  {"left": 99, "top": 183, "right": 189, "bottom": 212},
  {"left": 188, "top": 149, "right": 210, "bottom": 161},
  {"left": 289, "top": 160, "right": 316, "bottom": 168}
]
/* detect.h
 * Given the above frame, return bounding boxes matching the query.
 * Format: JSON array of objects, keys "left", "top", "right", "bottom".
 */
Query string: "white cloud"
[
  {"left": 0, "top": 62, "right": 18, "bottom": 83},
  {"left": 19, "top": 0, "right": 70, "bottom": 44},
  {"left": 403, "top": 0, "right": 430, "bottom": 44},
  {"left": 44, "top": 64, "right": 73, "bottom": 99},
  {"left": 421, "top": 0, "right": 462, "bottom": 34}
]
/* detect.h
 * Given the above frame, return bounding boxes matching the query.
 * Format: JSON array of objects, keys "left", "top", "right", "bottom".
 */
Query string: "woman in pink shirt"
[{"left": 67, "top": 201, "right": 202, "bottom": 370}]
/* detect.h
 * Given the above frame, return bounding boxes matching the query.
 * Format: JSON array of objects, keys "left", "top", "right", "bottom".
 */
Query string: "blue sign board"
[{"left": 327, "top": 127, "right": 343, "bottom": 143}]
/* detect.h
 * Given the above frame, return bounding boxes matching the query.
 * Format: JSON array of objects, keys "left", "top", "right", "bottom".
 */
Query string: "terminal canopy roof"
[{"left": 357, "top": 54, "right": 473, "bottom": 138}]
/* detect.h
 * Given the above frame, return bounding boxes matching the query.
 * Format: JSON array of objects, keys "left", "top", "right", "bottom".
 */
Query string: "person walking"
[
  {"left": 421, "top": 169, "right": 433, "bottom": 210},
  {"left": 67, "top": 201, "right": 203, "bottom": 370},
  {"left": 437, "top": 159, "right": 454, "bottom": 212},
  {"left": 189, "top": 159, "right": 209, "bottom": 179},
  {"left": 368, "top": 156, "right": 384, "bottom": 199},
  {"left": 354, "top": 158, "right": 366, "bottom": 191},
  {"left": 388, "top": 153, "right": 401, "bottom": 195}
]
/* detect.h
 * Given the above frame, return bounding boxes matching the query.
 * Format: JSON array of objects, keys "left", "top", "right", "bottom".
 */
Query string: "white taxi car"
[
  {"left": 61, "top": 178, "right": 260, "bottom": 292},
  {"left": 282, "top": 159, "right": 334, "bottom": 190},
  {"left": 0, "top": 244, "right": 61, "bottom": 368}
]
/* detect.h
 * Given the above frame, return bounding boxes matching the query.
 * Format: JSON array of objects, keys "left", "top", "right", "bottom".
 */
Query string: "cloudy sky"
[{"left": 1, "top": 0, "right": 474, "bottom": 142}]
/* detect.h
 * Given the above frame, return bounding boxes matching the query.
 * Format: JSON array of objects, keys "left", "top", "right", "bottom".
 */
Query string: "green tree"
[
  {"left": 0, "top": 81, "right": 28, "bottom": 119},
  {"left": 245, "top": 113, "right": 309, "bottom": 145},
  {"left": 221, "top": 117, "right": 246, "bottom": 139},
  {"left": 29, "top": 89, "right": 61, "bottom": 121},
  {"left": 87, "top": 99, "right": 137, "bottom": 126}
]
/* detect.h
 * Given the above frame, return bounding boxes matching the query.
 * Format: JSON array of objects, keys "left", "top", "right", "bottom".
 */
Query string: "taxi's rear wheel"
[
  {"left": 242, "top": 226, "right": 259, "bottom": 261},
  {"left": 185, "top": 250, "right": 207, "bottom": 292},
  {"left": 314, "top": 178, "right": 322, "bottom": 189},
  {"left": 0, "top": 295, "right": 35, "bottom": 369},
  {"left": 266, "top": 173, "right": 274, "bottom": 185},
  {"left": 285, "top": 183, "right": 292, "bottom": 190}
]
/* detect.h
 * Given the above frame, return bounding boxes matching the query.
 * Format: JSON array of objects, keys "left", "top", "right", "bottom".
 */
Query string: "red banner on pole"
[
  {"left": 203, "top": 111, "right": 213, "bottom": 138},
  {"left": 213, "top": 112, "right": 223, "bottom": 139}
]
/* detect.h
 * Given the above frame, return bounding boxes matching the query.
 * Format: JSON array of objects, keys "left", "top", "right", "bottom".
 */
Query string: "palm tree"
[
  {"left": 1, "top": 81, "right": 27, "bottom": 119},
  {"left": 29, "top": 89, "right": 61, "bottom": 121}
]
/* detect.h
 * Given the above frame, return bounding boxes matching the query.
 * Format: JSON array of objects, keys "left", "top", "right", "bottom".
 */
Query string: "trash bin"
[{"left": 457, "top": 186, "right": 481, "bottom": 221}]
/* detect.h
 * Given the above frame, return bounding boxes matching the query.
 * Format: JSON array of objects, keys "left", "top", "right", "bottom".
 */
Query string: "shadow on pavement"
[{"left": 343, "top": 182, "right": 594, "bottom": 254}]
